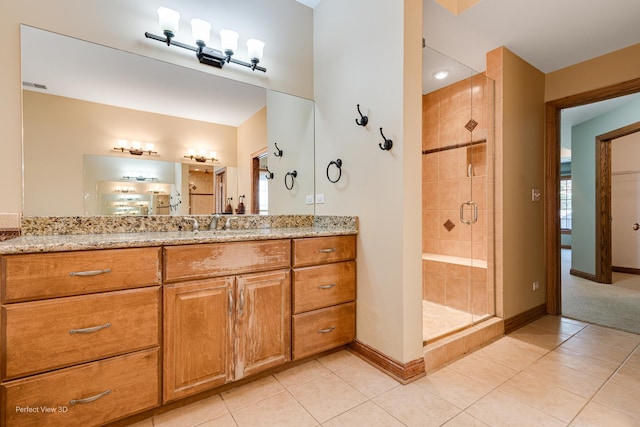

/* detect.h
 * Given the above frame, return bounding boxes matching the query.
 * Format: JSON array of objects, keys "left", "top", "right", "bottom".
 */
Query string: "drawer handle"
[
  {"left": 69, "top": 322, "right": 111, "bottom": 334},
  {"left": 69, "top": 268, "right": 112, "bottom": 277},
  {"left": 69, "top": 389, "right": 111, "bottom": 405},
  {"left": 318, "top": 326, "right": 336, "bottom": 333},
  {"left": 318, "top": 248, "right": 336, "bottom": 253},
  {"left": 318, "top": 284, "right": 336, "bottom": 289}
]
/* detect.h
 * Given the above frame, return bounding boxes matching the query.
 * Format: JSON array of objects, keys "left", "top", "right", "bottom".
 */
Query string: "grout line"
[{"left": 566, "top": 340, "right": 640, "bottom": 425}]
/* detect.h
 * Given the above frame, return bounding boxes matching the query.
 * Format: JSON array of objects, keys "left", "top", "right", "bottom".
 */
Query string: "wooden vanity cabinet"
[
  {"left": 291, "top": 235, "right": 357, "bottom": 360},
  {"left": 162, "top": 241, "right": 291, "bottom": 402},
  {"left": 0, "top": 248, "right": 162, "bottom": 427}
]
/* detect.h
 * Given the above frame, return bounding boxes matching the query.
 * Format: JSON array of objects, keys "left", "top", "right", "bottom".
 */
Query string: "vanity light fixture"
[
  {"left": 114, "top": 186, "right": 136, "bottom": 194},
  {"left": 147, "top": 187, "right": 165, "bottom": 195},
  {"left": 184, "top": 148, "right": 218, "bottom": 163},
  {"left": 114, "top": 140, "right": 157, "bottom": 156},
  {"left": 122, "top": 175, "right": 159, "bottom": 182},
  {"left": 145, "top": 7, "right": 267, "bottom": 72}
]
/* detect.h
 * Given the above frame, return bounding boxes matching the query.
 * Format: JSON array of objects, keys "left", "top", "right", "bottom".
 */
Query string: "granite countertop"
[{"left": 0, "top": 226, "right": 357, "bottom": 255}]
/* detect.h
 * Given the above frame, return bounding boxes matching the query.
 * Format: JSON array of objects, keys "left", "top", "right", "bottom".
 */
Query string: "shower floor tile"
[{"left": 423, "top": 300, "right": 473, "bottom": 343}]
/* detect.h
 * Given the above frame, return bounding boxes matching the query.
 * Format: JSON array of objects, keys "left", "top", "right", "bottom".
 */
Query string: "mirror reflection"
[{"left": 21, "top": 25, "right": 315, "bottom": 217}]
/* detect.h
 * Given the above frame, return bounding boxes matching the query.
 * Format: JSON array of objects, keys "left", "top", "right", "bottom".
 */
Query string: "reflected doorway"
[{"left": 251, "top": 148, "right": 269, "bottom": 214}]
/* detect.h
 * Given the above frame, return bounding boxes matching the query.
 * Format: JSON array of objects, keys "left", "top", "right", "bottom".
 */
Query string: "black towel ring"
[
  {"left": 326, "top": 159, "right": 343, "bottom": 183},
  {"left": 284, "top": 170, "right": 297, "bottom": 190}
]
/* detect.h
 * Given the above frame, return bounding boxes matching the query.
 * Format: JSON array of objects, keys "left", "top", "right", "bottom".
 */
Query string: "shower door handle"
[{"left": 460, "top": 201, "right": 478, "bottom": 225}]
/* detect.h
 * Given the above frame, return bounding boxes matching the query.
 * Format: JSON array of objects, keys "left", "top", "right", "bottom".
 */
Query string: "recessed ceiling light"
[{"left": 433, "top": 70, "right": 449, "bottom": 80}]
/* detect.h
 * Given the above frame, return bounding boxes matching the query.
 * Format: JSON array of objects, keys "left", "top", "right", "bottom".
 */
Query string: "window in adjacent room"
[{"left": 559, "top": 176, "right": 572, "bottom": 231}]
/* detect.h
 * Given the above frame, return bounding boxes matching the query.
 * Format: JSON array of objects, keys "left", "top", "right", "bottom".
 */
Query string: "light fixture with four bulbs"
[{"left": 145, "top": 7, "right": 266, "bottom": 72}]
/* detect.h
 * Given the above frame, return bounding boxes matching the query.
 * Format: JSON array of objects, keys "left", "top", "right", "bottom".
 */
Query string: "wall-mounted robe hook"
[
  {"left": 265, "top": 166, "right": 274, "bottom": 180},
  {"left": 379, "top": 128, "right": 393, "bottom": 151},
  {"left": 284, "top": 170, "right": 297, "bottom": 190},
  {"left": 274, "top": 143, "right": 283, "bottom": 157},
  {"left": 326, "top": 159, "right": 343, "bottom": 183},
  {"left": 355, "top": 104, "right": 368, "bottom": 126}
]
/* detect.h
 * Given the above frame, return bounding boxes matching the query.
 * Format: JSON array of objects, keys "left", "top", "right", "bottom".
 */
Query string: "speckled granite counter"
[{"left": 0, "top": 215, "right": 358, "bottom": 255}]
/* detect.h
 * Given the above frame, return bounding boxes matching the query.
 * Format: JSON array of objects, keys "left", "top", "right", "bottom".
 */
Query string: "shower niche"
[{"left": 421, "top": 46, "right": 495, "bottom": 344}]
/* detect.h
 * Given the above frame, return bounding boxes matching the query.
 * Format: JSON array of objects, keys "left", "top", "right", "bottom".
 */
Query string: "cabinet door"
[
  {"left": 235, "top": 270, "right": 291, "bottom": 380},
  {"left": 163, "top": 278, "right": 234, "bottom": 402}
]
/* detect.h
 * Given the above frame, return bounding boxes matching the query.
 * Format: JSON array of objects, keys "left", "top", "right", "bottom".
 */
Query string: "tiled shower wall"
[
  {"left": 422, "top": 74, "right": 495, "bottom": 315},
  {"left": 422, "top": 75, "right": 490, "bottom": 261}
]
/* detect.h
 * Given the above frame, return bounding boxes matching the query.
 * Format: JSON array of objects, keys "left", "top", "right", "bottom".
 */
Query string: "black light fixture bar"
[{"left": 144, "top": 32, "right": 266, "bottom": 72}]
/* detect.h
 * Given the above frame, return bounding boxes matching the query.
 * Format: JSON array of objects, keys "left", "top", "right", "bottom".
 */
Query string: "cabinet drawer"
[
  {"left": 292, "top": 302, "right": 355, "bottom": 360},
  {"left": 164, "top": 240, "right": 291, "bottom": 282},
  {"left": 2, "top": 348, "right": 160, "bottom": 427},
  {"left": 1, "top": 247, "right": 161, "bottom": 303},
  {"left": 293, "top": 261, "right": 356, "bottom": 314},
  {"left": 2, "top": 287, "right": 161, "bottom": 380},
  {"left": 292, "top": 235, "right": 356, "bottom": 267}
]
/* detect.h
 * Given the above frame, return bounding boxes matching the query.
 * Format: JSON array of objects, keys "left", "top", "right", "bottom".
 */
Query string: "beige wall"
[
  {"left": 23, "top": 91, "right": 237, "bottom": 216},
  {"left": 488, "top": 47, "right": 546, "bottom": 318},
  {"left": 314, "top": 0, "right": 423, "bottom": 363},
  {"left": 0, "top": 0, "right": 313, "bottom": 214},
  {"left": 545, "top": 43, "right": 640, "bottom": 102},
  {"left": 237, "top": 107, "right": 267, "bottom": 213}
]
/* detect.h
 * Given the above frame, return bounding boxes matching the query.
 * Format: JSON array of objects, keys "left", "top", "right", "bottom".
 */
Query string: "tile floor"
[{"left": 128, "top": 315, "right": 640, "bottom": 426}]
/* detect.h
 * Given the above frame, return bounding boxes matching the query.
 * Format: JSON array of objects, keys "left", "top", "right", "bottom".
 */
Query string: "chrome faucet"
[
  {"left": 224, "top": 216, "right": 238, "bottom": 230},
  {"left": 209, "top": 214, "right": 221, "bottom": 230},
  {"left": 183, "top": 217, "right": 199, "bottom": 233}
]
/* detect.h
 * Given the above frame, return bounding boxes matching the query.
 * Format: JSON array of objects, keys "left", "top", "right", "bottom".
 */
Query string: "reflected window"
[{"left": 560, "top": 177, "right": 572, "bottom": 230}]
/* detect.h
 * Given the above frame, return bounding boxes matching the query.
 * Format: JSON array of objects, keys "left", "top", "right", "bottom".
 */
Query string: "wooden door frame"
[
  {"left": 250, "top": 148, "right": 268, "bottom": 214},
  {"left": 544, "top": 78, "right": 640, "bottom": 314},
  {"left": 595, "top": 122, "right": 640, "bottom": 284}
]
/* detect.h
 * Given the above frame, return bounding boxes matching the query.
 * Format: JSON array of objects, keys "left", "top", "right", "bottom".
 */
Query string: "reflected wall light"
[
  {"left": 184, "top": 148, "right": 218, "bottom": 163},
  {"left": 114, "top": 139, "right": 157, "bottom": 156},
  {"left": 145, "top": 7, "right": 267, "bottom": 72}
]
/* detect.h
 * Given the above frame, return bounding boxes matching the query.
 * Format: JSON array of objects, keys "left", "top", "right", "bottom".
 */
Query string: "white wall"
[
  {"left": 0, "top": 0, "right": 313, "bottom": 213},
  {"left": 314, "top": 0, "right": 423, "bottom": 363},
  {"left": 267, "top": 90, "right": 315, "bottom": 215}
]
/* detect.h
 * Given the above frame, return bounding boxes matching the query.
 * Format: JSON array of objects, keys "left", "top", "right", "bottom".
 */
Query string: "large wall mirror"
[{"left": 21, "top": 25, "right": 315, "bottom": 217}]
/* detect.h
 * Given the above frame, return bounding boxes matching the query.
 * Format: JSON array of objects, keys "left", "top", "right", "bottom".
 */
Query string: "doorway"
[
  {"left": 544, "top": 77, "right": 640, "bottom": 315},
  {"left": 251, "top": 148, "right": 269, "bottom": 215},
  {"left": 594, "top": 122, "right": 640, "bottom": 283}
]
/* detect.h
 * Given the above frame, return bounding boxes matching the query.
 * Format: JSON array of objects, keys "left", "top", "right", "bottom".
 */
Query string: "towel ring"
[
  {"left": 326, "top": 159, "right": 343, "bottom": 183},
  {"left": 285, "top": 170, "right": 297, "bottom": 190}
]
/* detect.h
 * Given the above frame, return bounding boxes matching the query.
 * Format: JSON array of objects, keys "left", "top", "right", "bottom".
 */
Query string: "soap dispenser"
[{"left": 236, "top": 195, "right": 246, "bottom": 214}]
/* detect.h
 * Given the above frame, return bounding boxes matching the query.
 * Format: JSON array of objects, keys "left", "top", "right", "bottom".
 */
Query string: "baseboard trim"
[
  {"left": 348, "top": 340, "right": 425, "bottom": 384},
  {"left": 613, "top": 266, "right": 640, "bottom": 275},
  {"left": 504, "top": 303, "right": 547, "bottom": 334},
  {"left": 570, "top": 268, "right": 599, "bottom": 282}
]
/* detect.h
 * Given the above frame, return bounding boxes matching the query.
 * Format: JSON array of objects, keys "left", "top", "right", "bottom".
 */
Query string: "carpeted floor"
[{"left": 561, "top": 248, "right": 640, "bottom": 335}]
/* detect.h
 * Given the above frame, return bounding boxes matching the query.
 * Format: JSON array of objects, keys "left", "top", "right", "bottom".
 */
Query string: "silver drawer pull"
[
  {"left": 70, "top": 389, "right": 111, "bottom": 405},
  {"left": 69, "top": 322, "right": 111, "bottom": 334},
  {"left": 318, "top": 284, "right": 336, "bottom": 289},
  {"left": 69, "top": 268, "right": 111, "bottom": 277},
  {"left": 318, "top": 248, "right": 336, "bottom": 253},
  {"left": 318, "top": 326, "right": 336, "bottom": 333}
]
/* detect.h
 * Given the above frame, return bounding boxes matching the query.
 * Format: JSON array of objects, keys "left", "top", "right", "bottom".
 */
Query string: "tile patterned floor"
[{"left": 129, "top": 316, "right": 640, "bottom": 426}]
